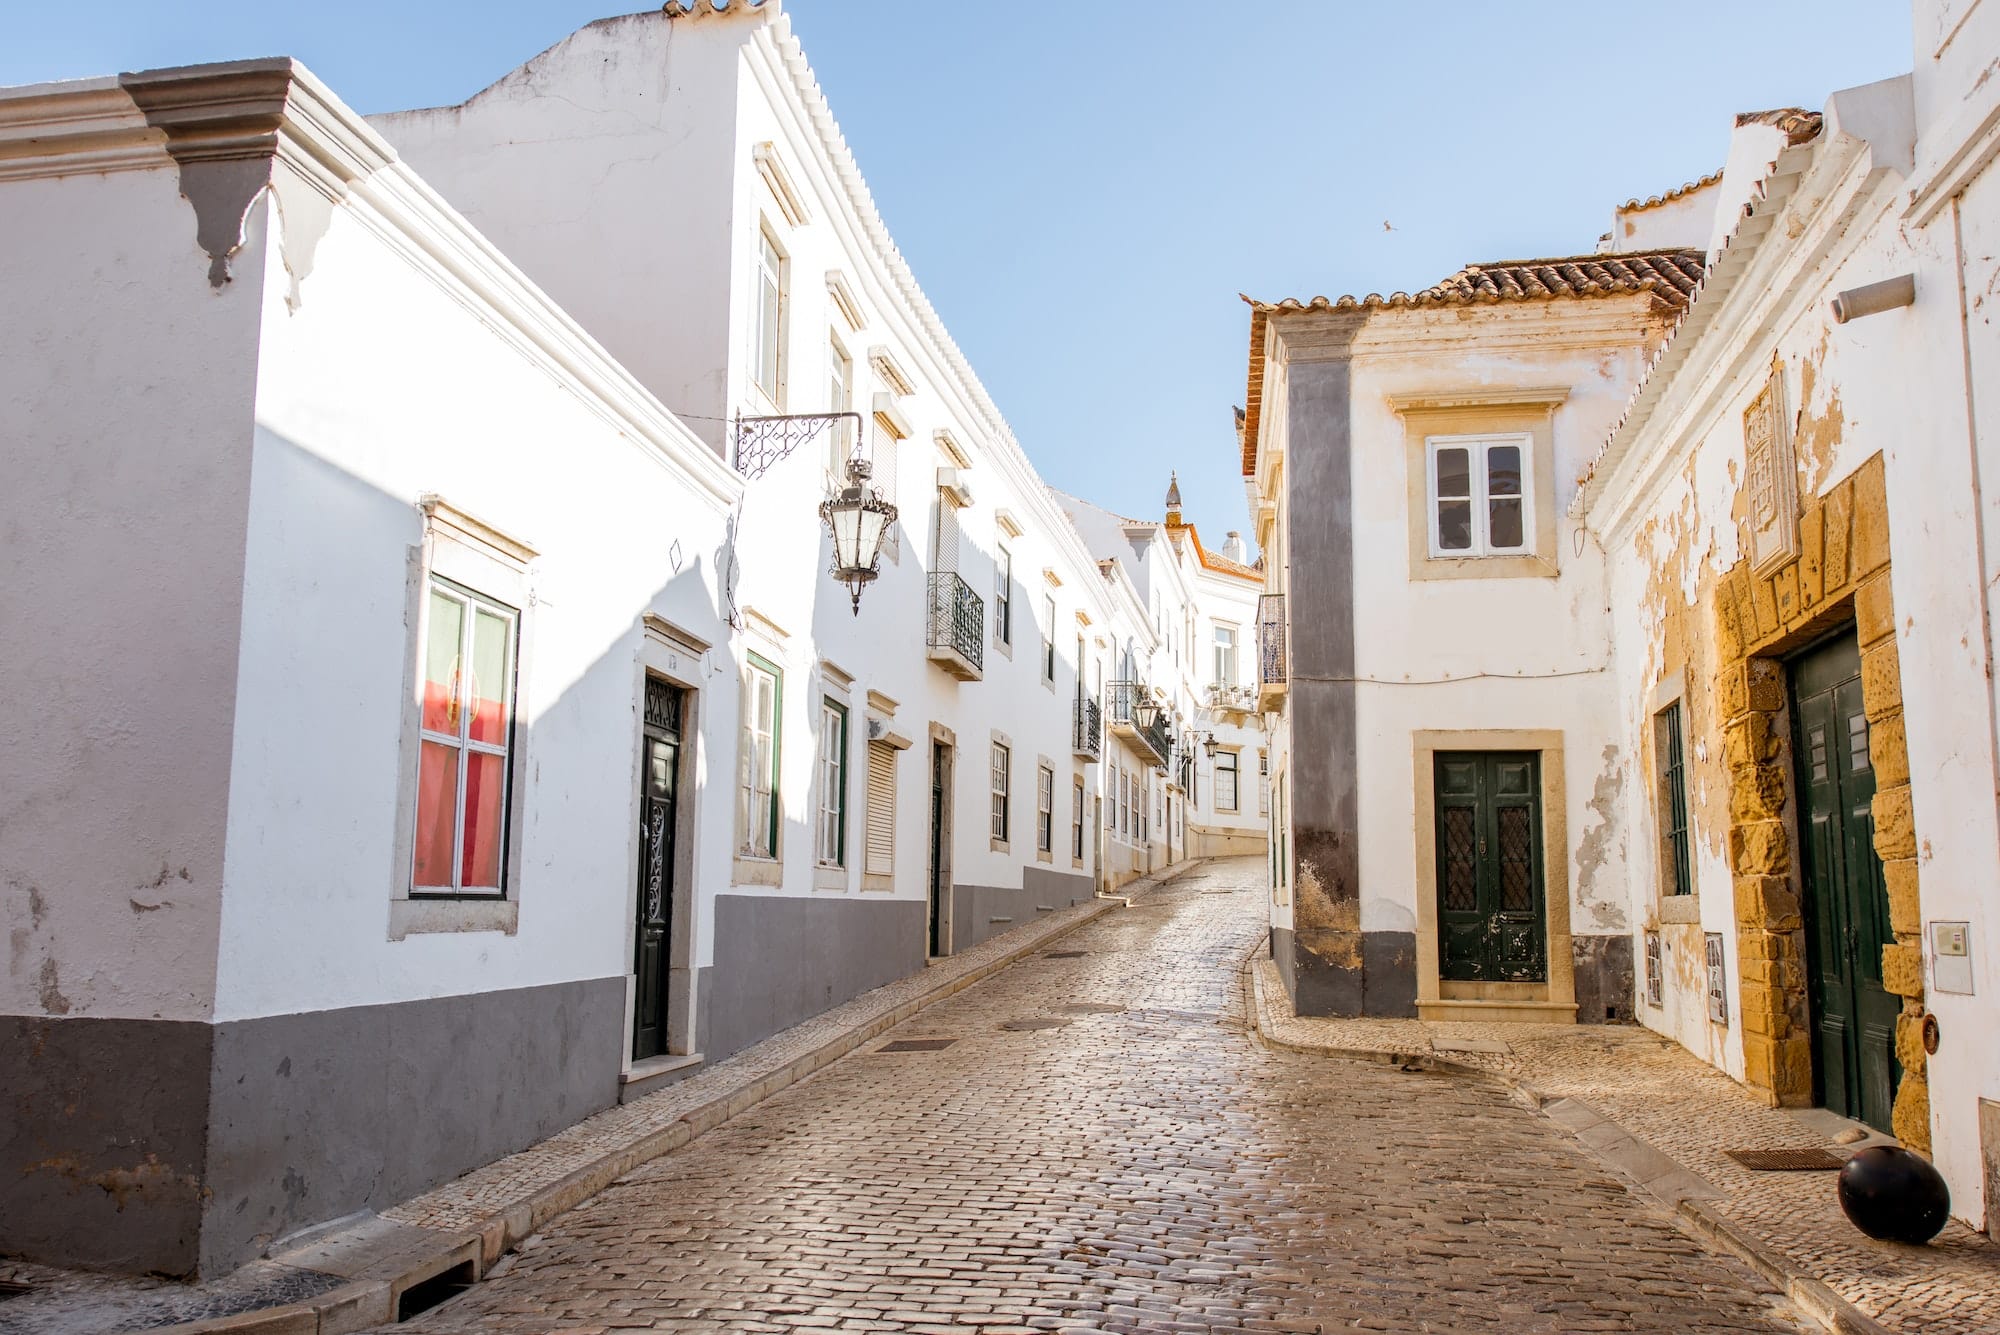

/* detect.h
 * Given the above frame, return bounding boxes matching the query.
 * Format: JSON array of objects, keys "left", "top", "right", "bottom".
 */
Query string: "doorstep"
[
  {"left": 1417, "top": 997, "right": 1577, "bottom": 1023},
  {"left": 618, "top": 1052, "right": 705, "bottom": 1103}
]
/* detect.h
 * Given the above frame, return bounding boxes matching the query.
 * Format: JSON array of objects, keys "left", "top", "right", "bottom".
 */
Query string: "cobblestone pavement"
[
  {"left": 1252, "top": 958, "right": 2000, "bottom": 1333},
  {"left": 393, "top": 858, "right": 1806, "bottom": 1334}
]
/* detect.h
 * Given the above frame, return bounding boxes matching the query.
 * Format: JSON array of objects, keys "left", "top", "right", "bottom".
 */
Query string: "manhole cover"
[
  {"left": 879, "top": 1038, "right": 958, "bottom": 1053},
  {"left": 1725, "top": 1147, "right": 1850, "bottom": 1171},
  {"left": 1000, "top": 1017, "right": 1073, "bottom": 1031},
  {"left": 1044, "top": 950, "right": 1088, "bottom": 959},
  {"left": 1060, "top": 1003, "right": 1126, "bottom": 1014}
]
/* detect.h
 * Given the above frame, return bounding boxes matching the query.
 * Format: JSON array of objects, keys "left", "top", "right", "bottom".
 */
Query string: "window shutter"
[{"left": 864, "top": 742, "right": 896, "bottom": 876}]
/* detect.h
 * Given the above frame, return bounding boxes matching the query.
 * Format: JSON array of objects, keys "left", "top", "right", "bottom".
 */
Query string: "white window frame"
[
  {"left": 1041, "top": 595, "right": 1057, "bottom": 683},
  {"left": 826, "top": 333, "right": 853, "bottom": 482},
  {"left": 990, "top": 742, "right": 1011, "bottom": 843},
  {"left": 815, "top": 698, "right": 848, "bottom": 869},
  {"left": 1425, "top": 432, "right": 1533, "bottom": 558},
  {"left": 1036, "top": 764, "right": 1054, "bottom": 854},
  {"left": 1215, "top": 748, "right": 1240, "bottom": 814},
  {"left": 994, "top": 546, "right": 1013, "bottom": 647},
  {"left": 739, "top": 654, "right": 782, "bottom": 860},
  {"left": 1072, "top": 777, "right": 1085, "bottom": 861},
  {"left": 412, "top": 576, "right": 519, "bottom": 898},
  {"left": 1212, "top": 622, "right": 1238, "bottom": 686},
  {"left": 752, "top": 226, "right": 787, "bottom": 407}
]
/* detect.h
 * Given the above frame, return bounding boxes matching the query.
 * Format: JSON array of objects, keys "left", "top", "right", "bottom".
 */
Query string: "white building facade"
[{"left": 0, "top": 1, "right": 1234, "bottom": 1279}]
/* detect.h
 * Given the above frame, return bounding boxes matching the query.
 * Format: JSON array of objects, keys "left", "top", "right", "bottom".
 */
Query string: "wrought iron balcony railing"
[
  {"left": 1106, "top": 680, "right": 1171, "bottom": 769},
  {"left": 926, "top": 572, "right": 984, "bottom": 680},
  {"left": 1256, "top": 592, "right": 1287, "bottom": 705},
  {"left": 1073, "top": 697, "right": 1102, "bottom": 761}
]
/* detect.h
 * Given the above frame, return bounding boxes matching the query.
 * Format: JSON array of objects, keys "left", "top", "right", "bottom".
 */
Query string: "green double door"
[
  {"left": 1434, "top": 752, "right": 1547, "bottom": 982},
  {"left": 1792, "top": 633, "right": 1899, "bottom": 1132}
]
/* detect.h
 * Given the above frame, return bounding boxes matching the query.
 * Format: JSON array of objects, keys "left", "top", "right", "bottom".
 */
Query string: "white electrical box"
[{"left": 1930, "top": 920, "right": 1974, "bottom": 995}]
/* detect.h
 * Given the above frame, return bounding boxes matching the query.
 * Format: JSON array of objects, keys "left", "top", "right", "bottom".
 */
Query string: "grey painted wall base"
[
  {"left": 950, "top": 867, "right": 1093, "bottom": 954},
  {"left": 1571, "top": 934, "right": 1636, "bottom": 1024},
  {"left": 1278, "top": 928, "right": 1418, "bottom": 1019},
  {"left": 704, "top": 893, "right": 926, "bottom": 1064},
  {"left": 1, "top": 1015, "right": 214, "bottom": 1276},
  {"left": 203, "top": 975, "right": 624, "bottom": 1275},
  {"left": 1, "top": 977, "right": 625, "bottom": 1279}
]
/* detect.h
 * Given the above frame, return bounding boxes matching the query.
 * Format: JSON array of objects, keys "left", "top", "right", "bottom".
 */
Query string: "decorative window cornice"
[
  {"left": 826, "top": 269, "right": 863, "bottom": 331},
  {"left": 869, "top": 345, "right": 916, "bottom": 397},
  {"left": 753, "top": 141, "right": 811, "bottom": 227}
]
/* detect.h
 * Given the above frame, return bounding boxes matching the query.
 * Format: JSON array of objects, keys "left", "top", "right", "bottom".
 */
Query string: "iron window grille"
[{"left": 1656, "top": 702, "right": 1693, "bottom": 896}]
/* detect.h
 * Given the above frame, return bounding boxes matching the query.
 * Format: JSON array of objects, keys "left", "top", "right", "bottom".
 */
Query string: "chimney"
[{"left": 1223, "top": 531, "right": 1247, "bottom": 563}]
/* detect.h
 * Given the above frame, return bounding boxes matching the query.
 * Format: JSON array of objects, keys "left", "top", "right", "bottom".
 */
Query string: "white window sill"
[
  {"left": 1658, "top": 894, "right": 1702, "bottom": 925},
  {"left": 390, "top": 897, "right": 519, "bottom": 941},
  {"left": 733, "top": 856, "right": 783, "bottom": 887},
  {"left": 813, "top": 865, "right": 849, "bottom": 891}
]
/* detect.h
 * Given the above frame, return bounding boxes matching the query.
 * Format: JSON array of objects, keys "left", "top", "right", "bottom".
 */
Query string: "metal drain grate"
[
  {"left": 1000, "top": 1017, "right": 1073, "bottom": 1031},
  {"left": 1043, "top": 950, "right": 1088, "bottom": 959},
  {"left": 1725, "top": 1147, "right": 1850, "bottom": 1171},
  {"left": 878, "top": 1038, "right": 958, "bottom": 1053}
]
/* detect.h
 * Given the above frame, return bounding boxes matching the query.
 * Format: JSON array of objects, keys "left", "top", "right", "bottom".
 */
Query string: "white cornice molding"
[{"left": 4, "top": 60, "right": 744, "bottom": 513}]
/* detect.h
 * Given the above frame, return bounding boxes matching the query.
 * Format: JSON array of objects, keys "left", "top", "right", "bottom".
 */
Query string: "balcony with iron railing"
[
  {"left": 926, "top": 572, "right": 984, "bottom": 680},
  {"left": 1072, "top": 696, "right": 1102, "bottom": 762},
  {"left": 1204, "top": 680, "right": 1258, "bottom": 717},
  {"left": 1105, "top": 680, "right": 1171, "bottom": 769},
  {"left": 1256, "top": 592, "right": 1287, "bottom": 709}
]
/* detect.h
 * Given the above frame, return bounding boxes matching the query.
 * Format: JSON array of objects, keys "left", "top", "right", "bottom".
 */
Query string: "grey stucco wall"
[
  {"left": 703, "top": 893, "right": 927, "bottom": 1064},
  {"left": 0, "top": 1015, "right": 214, "bottom": 1276},
  {"left": 1571, "top": 934, "right": 1637, "bottom": 1024},
  {"left": 199, "top": 975, "right": 625, "bottom": 1275},
  {"left": 951, "top": 867, "right": 1093, "bottom": 953}
]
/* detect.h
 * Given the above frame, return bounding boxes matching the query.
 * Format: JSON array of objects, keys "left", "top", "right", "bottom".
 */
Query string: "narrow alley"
[{"left": 389, "top": 858, "right": 1804, "bottom": 1334}]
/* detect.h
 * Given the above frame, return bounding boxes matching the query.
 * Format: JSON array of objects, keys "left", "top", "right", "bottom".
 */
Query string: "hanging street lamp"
[
  {"left": 819, "top": 456, "right": 898, "bottom": 615},
  {"left": 1201, "top": 732, "right": 1220, "bottom": 759},
  {"left": 1131, "top": 695, "right": 1160, "bottom": 731}
]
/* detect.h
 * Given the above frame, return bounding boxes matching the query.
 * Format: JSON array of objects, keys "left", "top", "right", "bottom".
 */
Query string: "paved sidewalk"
[
  {"left": 0, "top": 864, "right": 1197, "bottom": 1335},
  {"left": 1248, "top": 955, "right": 2000, "bottom": 1335}
]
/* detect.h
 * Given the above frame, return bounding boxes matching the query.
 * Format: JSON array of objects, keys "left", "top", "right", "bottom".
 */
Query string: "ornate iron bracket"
[{"left": 733, "top": 411, "right": 865, "bottom": 481}]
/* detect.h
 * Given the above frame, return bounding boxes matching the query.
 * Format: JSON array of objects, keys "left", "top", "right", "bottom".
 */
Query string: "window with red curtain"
[{"left": 413, "top": 577, "right": 518, "bottom": 895}]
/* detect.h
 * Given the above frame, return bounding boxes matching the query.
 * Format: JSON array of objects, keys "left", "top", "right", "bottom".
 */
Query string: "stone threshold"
[
  {"left": 1246, "top": 950, "right": 1996, "bottom": 1335},
  {"left": 68, "top": 861, "right": 1205, "bottom": 1335}
]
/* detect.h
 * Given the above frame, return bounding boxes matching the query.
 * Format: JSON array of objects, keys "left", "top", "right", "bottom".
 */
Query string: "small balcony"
[
  {"left": 1204, "top": 681, "right": 1258, "bottom": 719},
  {"left": 1256, "top": 592, "right": 1287, "bottom": 709},
  {"left": 927, "top": 572, "right": 984, "bottom": 680},
  {"left": 1106, "top": 680, "right": 1171, "bottom": 769},
  {"left": 1073, "top": 697, "right": 1102, "bottom": 762}
]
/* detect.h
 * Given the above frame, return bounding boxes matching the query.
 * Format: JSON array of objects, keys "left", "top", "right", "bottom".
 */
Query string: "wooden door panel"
[{"left": 1435, "top": 752, "right": 1546, "bottom": 984}]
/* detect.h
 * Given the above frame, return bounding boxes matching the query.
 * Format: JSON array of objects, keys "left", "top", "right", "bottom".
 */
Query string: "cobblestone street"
[{"left": 392, "top": 858, "right": 1805, "bottom": 1334}]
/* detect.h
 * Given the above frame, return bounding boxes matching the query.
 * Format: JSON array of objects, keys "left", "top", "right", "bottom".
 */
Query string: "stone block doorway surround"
[{"left": 1715, "top": 453, "right": 1930, "bottom": 1149}]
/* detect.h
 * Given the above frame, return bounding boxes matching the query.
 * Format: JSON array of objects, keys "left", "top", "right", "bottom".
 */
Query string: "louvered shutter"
[{"left": 864, "top": 742, "right": 896, "bottom": 876}]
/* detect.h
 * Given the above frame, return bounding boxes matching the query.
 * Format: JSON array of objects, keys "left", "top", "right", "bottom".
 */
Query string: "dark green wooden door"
[
  {"left": 1435, "top": 752, "right": 1547, "bottom": 982},
  {"left": 1792, "top": 634, "right": 1898, "bottom": 1131},
  {"left": 632, "top": 679, "right": 681, "bottom": 1061}
]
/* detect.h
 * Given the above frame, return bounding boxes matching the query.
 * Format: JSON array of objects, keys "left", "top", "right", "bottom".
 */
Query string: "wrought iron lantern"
[
  {"left": 819, "top": 457, "right": 898, "bottom": 614},
  {"left": 1132, "top": 696, "right": 1161, "bottom": 730},
  {"left": 1201, "top": 732, "right": 1219, "bottom": 759}
]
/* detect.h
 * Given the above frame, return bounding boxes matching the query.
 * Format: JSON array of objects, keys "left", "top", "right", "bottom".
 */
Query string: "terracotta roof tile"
[
  {"left": 1620, "top": 170, "right": 1721, "bottom": 212},
  {"left": 1247, "top": 248, "right": 1707, "bottom": 318},
  {"left": 1735, "top": 107, "right": 1825, "bottom": 145}
]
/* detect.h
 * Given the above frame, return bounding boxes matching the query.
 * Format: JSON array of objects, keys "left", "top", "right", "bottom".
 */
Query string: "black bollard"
[{"left": 1835, "top": 1145, "right": 1951, "bottom": 1244}]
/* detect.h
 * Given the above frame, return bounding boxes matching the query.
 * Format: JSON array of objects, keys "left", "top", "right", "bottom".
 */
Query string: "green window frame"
[
  {"left": 816, "top": 698, "right": 848, "bottom": 868},
  {"left": 1656, "top": 702, "right": 1692, "bottom": 897},
  {"left": 739, "top": 651, "right": 783, "bottom": 859}
]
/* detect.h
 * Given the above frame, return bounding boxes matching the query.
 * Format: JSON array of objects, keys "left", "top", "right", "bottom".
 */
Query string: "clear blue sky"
[{"left": 6, "top": 2, "right": 1911, "bottom": 547}]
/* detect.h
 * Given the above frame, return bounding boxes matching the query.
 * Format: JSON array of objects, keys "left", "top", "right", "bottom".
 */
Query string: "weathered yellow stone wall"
[{"left": 1712, "top": 454, "right": 1929, "bottom": 1148}]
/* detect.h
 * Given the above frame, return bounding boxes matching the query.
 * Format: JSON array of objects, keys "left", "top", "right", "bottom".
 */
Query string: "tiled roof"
[
  {"left": 1620, "top": 170, "right": 1721, "bottom": 212},
  {"left": 1247, "top": 249, "right": 1707, "bottom": 317},
  {"left": 1239, "top": 249, "right": 1706, "bottom": 476}
]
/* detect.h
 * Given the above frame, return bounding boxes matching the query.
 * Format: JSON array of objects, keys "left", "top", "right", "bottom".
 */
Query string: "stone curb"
[
  {"left": 149, "top": 862, "right": 1202, "bottom": 1335},
  {"left": 1241, "top": 951, "right": 1892, "bottom": 1335}
]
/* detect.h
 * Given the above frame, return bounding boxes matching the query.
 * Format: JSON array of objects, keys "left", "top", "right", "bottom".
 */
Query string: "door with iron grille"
[
  {"left": 632, "top": 677, "right": 682, "bottom": 1061},
  {"left": 1435, "top": 751, "right": 1546, "bottom": 982},
  {"left": 1791, "top": 631, "right": 1898, "bottom": 1131}
]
